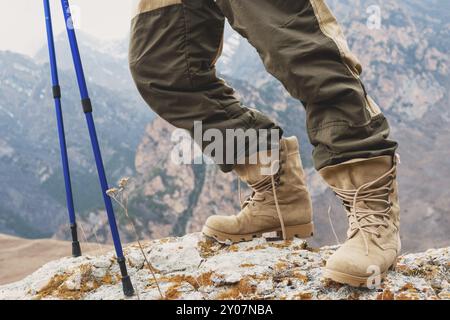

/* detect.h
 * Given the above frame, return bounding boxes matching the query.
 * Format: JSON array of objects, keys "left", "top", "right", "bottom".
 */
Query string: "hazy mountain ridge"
[{"left": 0, "top": 36, "right": 152, "bottom": 237}]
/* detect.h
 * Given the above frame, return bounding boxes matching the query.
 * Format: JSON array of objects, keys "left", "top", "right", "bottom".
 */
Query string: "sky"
[{"left": 0, "top": 0, "right": 138, "bottom": 56}]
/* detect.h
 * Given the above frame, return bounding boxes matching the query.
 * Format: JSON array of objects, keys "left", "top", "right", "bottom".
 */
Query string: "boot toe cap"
[
  {"left": 326, "top": 245, "right": 393, "bottom": 278},
  {"left": 204, "top": 215, "right": 239, "bottom": 234}
]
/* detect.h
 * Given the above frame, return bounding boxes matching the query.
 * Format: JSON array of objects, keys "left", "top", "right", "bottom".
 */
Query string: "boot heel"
[{"left": 278, "top": 223, "right": 314, "bottom": 240}]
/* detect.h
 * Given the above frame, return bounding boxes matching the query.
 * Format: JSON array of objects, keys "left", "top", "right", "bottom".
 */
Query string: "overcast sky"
[{"left": 0, "top": 0, "right": 137, "bottom": 56}]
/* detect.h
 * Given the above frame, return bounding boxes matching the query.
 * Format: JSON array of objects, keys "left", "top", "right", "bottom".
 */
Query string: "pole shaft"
[
  {"left": 43, "top": 0, "right": 77, "bottom": 228},
  {"left": 43, "top": 0, "right": 81, "bottom": 257},
  {"left": 60, "top": 0, "right": 125, "bottom": 258}
]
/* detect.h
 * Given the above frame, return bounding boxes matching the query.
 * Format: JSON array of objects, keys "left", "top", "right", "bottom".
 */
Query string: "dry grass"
[
  {"left": 293, "top": 292, "right": 313, "bottom": 300},
  {"left": 36, "top": 264, "right": 114, "bottom": 300},
  {"left": 36, "top": 273, "right": 71, "bottom": 299},
  {"left": 239, "top": 263, "right": 256, "bottom": 268},
  {"left": 377, "top": 289, "right": 395, "bottom": 300},
  {"left": 153, "top": 271, "right": 214, "bottom": 299},
  {"left": 198, "top": 239, "right": 220, "bottom": 258},
  {"left": 165, "top": 284, "right": 182, "bottom": 300},
  {"left": 216, "top": 278, "right": 256, "bottom": 300},
  {"left": 107, "top": 178, "right": 163, "bottom": 298},
  {"left": 292, "top": 271, "right": 309, "bottom": 284}
]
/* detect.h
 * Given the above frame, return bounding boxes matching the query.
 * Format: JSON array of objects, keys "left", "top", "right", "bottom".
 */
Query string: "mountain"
[
  {"left": 0, "top": 32, "right": 153, "bottom": 238},
  {"left": 1, "top": 233, "right": 448, "bottom": 300},
  {"left": 0, "top": 0, "right": 448, "bottom": 253}
]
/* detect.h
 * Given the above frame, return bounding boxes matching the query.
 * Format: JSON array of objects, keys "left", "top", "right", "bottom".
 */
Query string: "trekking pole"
[
  {"left": 43, "top": 0, "right": 81, "bottom": 258},
  {"left": 59, "top": 0, "right": 134, "bottom": 297}
]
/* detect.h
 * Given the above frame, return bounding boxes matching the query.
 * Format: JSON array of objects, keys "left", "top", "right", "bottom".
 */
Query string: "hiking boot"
[
  {"left": 202, "top": 136, "right": 314, "bottom": 243},
  {"left": 319, "top": 156, "right": 400, "bottom": 287}
]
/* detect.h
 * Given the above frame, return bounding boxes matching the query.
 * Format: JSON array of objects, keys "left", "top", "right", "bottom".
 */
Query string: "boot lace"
[
  {"left": 237, "top": 159, "right": 287, "bottom": 240},
  {"left": 331, "top": 164, "right": 397, "bottom": 255}
]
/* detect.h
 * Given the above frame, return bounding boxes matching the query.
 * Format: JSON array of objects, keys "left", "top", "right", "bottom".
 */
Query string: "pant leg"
[
  {"left": 215, "top": 0, "right": 398, "bottom": 170},
  {"left": 129, "top": 0, "right": 281, "bottom": 172}
]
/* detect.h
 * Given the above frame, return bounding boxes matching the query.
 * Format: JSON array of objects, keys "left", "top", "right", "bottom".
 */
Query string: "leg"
[
  {"left": 215, "top": 0, "right": 400, "bottom": 287},
  {"left": 129, "top": 0, "right": 280, "bottom": 172},
  {"left": 130, "top": 0, "right": 313, "bottom": 243},
  {"left": 215, "top": 0, "right": 397, "bottom": 170}
]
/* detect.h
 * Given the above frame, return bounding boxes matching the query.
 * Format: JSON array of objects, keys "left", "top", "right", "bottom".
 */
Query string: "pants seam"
[{"left": 181, "top": 4, "right": 194, "bottom": 89}]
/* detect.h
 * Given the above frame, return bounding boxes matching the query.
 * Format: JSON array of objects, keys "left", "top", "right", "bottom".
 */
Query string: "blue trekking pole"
[
  {"left": 43, "top": 0, "right": 81, "bottom": 258},
  {"left": 58, "top": 0, "right": 134, "bottom": 296}
]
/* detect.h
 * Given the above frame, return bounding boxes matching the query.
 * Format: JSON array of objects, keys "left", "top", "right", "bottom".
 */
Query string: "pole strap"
[{"left": 82, "top": 98, "right": 93, "bottom": 113}]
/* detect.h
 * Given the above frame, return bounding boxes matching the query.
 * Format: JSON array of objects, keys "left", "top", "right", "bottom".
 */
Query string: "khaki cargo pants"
[{"left": 129, "top": 0, "right": 398, "bottom": 172}]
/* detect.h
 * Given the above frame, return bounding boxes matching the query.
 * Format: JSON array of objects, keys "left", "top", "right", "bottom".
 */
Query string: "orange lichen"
[
  {"left": 197, "top": 271, "right": 214, "bottom": 287},
  {"left": 101, "top": 272, "right": 118, "bottom": 285},
  {"left": 399, "top": 282, "right": 417, "bottom": 292},
  {"left": 216, "top": 278, "right": 256, "bottom": 300},
  {"left": 396, "top": 292, "right": 420, "bottom": 300},
  {"left": 322, "top": 278, "right": 344, "bottom": 289},
  {"left": 377, "top": 289, "right": 395, "bottom": 300},
  {"left": 240, "top": 263, "right": 256, "bottom": 268},
  {"left": 245, "top": 244, "right": 267, "bottom": 251},
  {"left": 268, "top": 240, "right": 292, "bottom": 249},
  {"left": 292, "top": 271, "right": 309, "bottom": 284},
  {"left": 165, "top": 284, "right": 181, "bottom": 300},
  {"left": 293, "top": 292, "right": 313, "bottom": 300},
  {"left": 347, "top": 292, "right": 361, "bottom": 300},
  {"left": 274, "top": 261, "right": 288, "bottom": 271},
  {"left": 35, "top": 264, "right": 114, "bottom": 300},
  {"left": 198, "top": 240, "right": 220, "bottom": 258},
  {"left": 157, "top": 271, "right": 214, "bottom": 292},
  {"left": 36, "top": 273, "right": 71, "bottom": 299}
]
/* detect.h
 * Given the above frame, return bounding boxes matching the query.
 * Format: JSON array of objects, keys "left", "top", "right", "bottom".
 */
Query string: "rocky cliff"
[{"left": 1, "top": 234, "right": 448, "bottom": 300}]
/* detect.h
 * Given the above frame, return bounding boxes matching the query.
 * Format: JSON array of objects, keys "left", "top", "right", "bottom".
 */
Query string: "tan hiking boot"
[
  {"left": 202, "top": 136, "right": 314, "bottom": 243},
  {"left": 319, "top": 156, "right": 400, "bottom": 288}
]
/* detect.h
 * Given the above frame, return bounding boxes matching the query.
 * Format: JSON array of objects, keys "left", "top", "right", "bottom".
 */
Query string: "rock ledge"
[{"left": 1, "top": 233, "right": 448, "bottom": 300}]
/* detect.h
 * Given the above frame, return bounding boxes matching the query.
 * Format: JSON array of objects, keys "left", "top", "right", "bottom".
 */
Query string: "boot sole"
[
  {"left": 323, "top": 261, "right": 398, "bottom": 288},
  {"left": 202, "top": 222, "right": 314, "bottom": 244}
]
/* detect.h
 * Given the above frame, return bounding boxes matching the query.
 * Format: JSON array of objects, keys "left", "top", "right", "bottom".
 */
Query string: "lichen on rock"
[{"left": 0, "top": 233, "right": 448, "bottom": 300}]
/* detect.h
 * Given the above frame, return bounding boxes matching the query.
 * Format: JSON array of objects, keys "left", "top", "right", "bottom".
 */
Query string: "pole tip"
[
  {"left": 121, "top": 275, "right": 135, "bottom": 297},
  {"left": 72, "top": 241, "right": 82, "bottom": 257}
]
